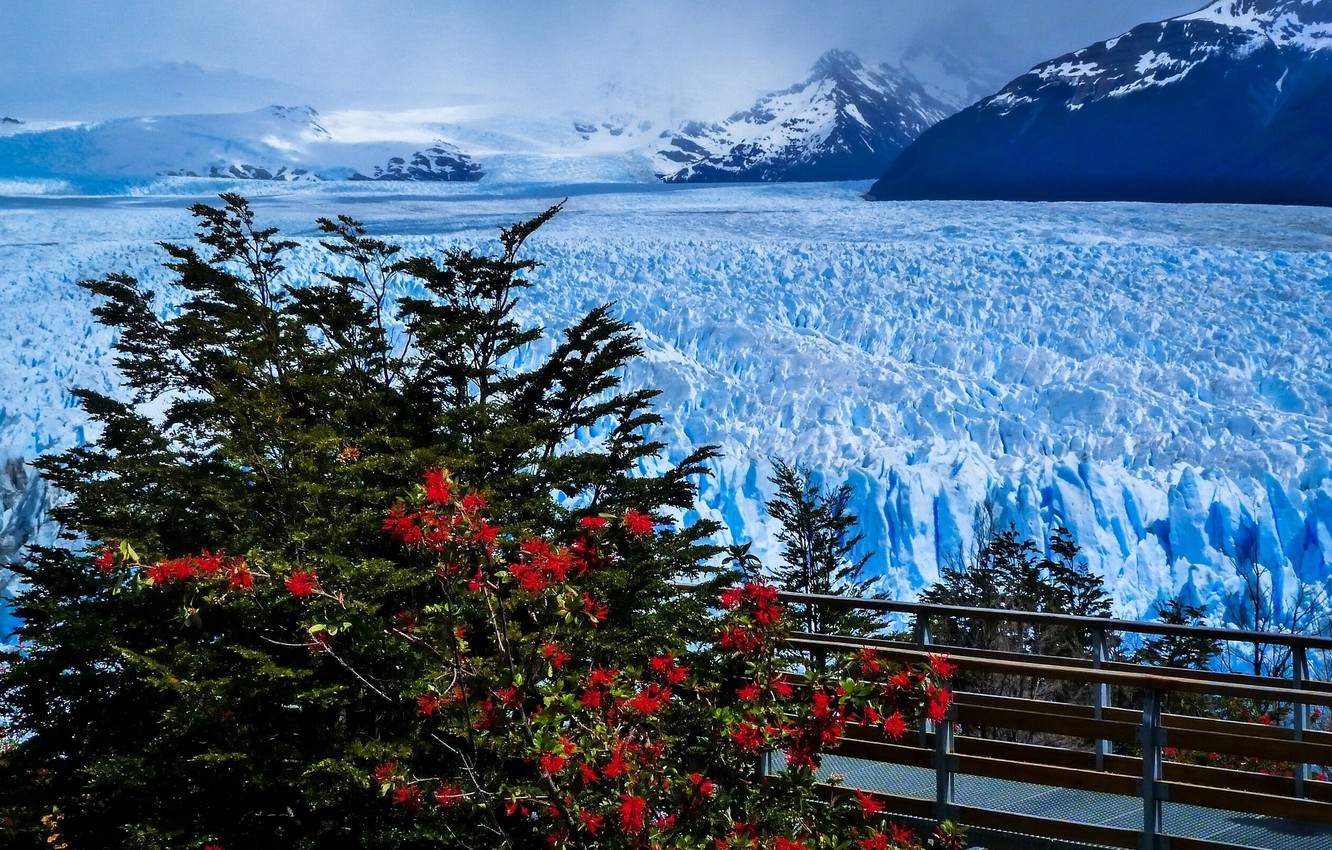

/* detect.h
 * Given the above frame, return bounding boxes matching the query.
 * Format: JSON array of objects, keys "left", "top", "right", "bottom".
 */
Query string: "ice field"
[{"left": 1, "top": 179, "right": 1330, "bottom": 627}]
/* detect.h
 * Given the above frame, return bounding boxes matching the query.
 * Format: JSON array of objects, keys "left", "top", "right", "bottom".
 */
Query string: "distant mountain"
[
  {"left": 897, "top": 4, "right": 1028, "bottom": 111},
  {"left": 654, "top": 50, "right": 953, "bottom": 183},
  {"left": 0, "top": 105, "right": 483, "bottom": 183},
  {"left": 0, "top": 62, "right": 316, "bottom": 121},
  {"left": 349, "top": 143, "right": 482, "bottom": 182},
  {"left": 869, "top": 0, "right": 1332, "bottom": 206}
]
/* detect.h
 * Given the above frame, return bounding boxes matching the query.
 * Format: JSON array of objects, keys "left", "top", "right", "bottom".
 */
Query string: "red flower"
[
  {"left": 227, "top": 563, "right": 254, "bottom": 590},
  {"left": 883, "top": 711, "right": 907, "bottom": 739},
  {"left": 581, "top": 591, "right": 608, "bottom": 623},
  {"left": 422, "top": 469, "right": 453, "bottom": 505},
  {"left": 623, "top": 684, "right": 670, "bottom": 715},
  {"left": 471, "top": 519, "right": 499, "bottom": 546},
  {"left": 542, "top": 642, "right": 570, "bottom": 669},
  {"left": 372, "top": 760, "right": 398, "bottom": 787},
  {"left": 579, "top": 810, "right": 605, "bottom": 834},
  {"left": 858, "top": 833, "right": 889, "bottom": 850},
  {"left": 774, "top": 838, "right": 806, "bottom": 850},
  {"left": 434, "top": 782, "right": 464, "bottom": 808},
  {"left": 285, "top": 570, "right": 319, "bottom": 597},
  {"left": 925, "top": 687, "right": 952, "bottom": 723},
  {"left": 718, "top": 624, "right": 761, "bottom": 654},
  {"left": 719, "top": 586, "right": 744, "bottom": 608},
  {"left": 579, "top": 687, "right": 604, "bottom": 710},
  {"left": 855, "top": 789, "right": 884, "bottom": 818},
  {"left": 461, "top": 491, "right": 487, "bottom": 513},
  {"left": 623, "top": 509, "right": 655, "bottom": 537},
  {"left": 736, "top": 682, "right": 762, "bottom": 702},
  {"left": 618, "top": 794, "right": 647, "bottom": 833},
  {"left": 94, "top": 545, "right": 116, "bottom": 574},
  {"left": 579, "top": 761, "right": 599, "bottom": 783},
  {"left": 811, "top": 690, "right": 833, "bottom": 719},
  {"left": 688, "top": 772, "right": 716, "bottom": 796},
  {"left": 417, "top": 693, "right": 444, "bottom": 716},
  {"left": 580, "top": 516, "right": 608, "bottom": 531},
  {"left": 889, "top": 823, "right": 916, "bottom": 846},
  {"left": 650, "top": 653, "right": 688, "bottom": 684},
  {"left": 730, "top": 721, "right": 765, "bottom": 752},
  {"left": 928, "top": 653, "right": 956, "bottom": 679},
  {"left": 383, "top": 503, "right": 421, "bottom": 543},
  {"left": 540, "top": 752, "right": 568, "bottom": 776},
  {"left": 393, "top": 784, "right": 423, "bottom": 809},
  {"left": 603, "top": 748, "right": 628, "bottom": 779}
]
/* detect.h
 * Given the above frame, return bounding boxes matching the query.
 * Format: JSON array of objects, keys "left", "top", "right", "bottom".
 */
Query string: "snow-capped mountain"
[
  {"left": 0, "top": 61, "right": 317, "bottom": 122},
  {"left": 0, "top": 105, "right": 484, "bottom": 184},
  {"left": 654, "top": 50, "right": 953, "bottom": 183},
  {"left": 896, "top": 4, "right": 1028, "bottom": 111},
  {"left": 870, "top": 0, "right": 1332, "bottom": 205}
]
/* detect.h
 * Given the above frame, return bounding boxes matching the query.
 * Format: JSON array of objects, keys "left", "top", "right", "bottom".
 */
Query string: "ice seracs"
[{"left": 1, "top": 186, "right": 1329, "bottom": 637}]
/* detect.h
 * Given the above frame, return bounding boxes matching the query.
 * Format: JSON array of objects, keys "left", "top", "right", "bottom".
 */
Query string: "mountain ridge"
[
  {"left": 868, "top": 0, "right": 1332, "bottom": 205},
  {"left": 654, "top": 49, "right": 954, "bottom": 183}
]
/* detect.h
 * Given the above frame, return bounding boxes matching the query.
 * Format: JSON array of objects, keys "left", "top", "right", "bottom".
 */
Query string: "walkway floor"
[{"left": 818, "top": 754, "right": 1332, "bottom": 850}]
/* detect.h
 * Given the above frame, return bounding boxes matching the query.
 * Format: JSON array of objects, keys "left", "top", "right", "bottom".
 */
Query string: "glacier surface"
[{"left": 1, "top": 180, "right": 1330, "bottom": 631}]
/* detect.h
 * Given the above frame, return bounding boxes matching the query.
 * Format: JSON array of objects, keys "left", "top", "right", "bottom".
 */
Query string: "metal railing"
[{"left": 772, "top": 590, "right": 1332, "bottom": 850}]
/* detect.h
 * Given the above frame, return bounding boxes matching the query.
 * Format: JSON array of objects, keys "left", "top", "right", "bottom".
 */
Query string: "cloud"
[{"left": 0, "top": 0, "right": 1204, "bottom": 121}]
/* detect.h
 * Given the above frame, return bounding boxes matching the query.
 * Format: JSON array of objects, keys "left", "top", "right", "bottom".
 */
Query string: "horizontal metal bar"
[
  {"left": 786, "top": 633, "right": 1326, "bottom": 703},
  {"left": 766, "top": 588, "right": 1332, "bottom": 654}
]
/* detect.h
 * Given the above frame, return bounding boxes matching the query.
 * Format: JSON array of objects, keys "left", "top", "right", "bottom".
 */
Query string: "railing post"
[
  {"left": 1140, "top": 688, "right": 1163, "bottom": 850},
  {"left": 1092, "top": 626, "right": 1109, "bottom": 771},
  {"left": 1294, "top": 644, "right": 1309, "bottom": 798},
  {"left": 934, "top": 704, "right": 955, "bottom": 824},
  {"left": 916, "top": 616, "right": 934, "bottom": 744}
]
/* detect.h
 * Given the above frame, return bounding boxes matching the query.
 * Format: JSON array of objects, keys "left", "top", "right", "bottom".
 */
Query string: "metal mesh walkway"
[{"left": 814, "top": 754, "right": 1332, "bottom": 850}]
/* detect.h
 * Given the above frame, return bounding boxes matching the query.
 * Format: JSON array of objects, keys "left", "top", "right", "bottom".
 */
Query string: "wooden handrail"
[
  {"left": 788, "top": 632, "right": 1324, "bottom": 704},
  {"left": 771, "top": 588, "right": 1332, "bottom": 654}
]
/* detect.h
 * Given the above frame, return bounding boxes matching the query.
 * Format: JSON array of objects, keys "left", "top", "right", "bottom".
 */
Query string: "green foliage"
[
  {"left": 763, "top": 460, "right": 883, "bottom": 653},
  {"left": 920, "top": 524, "right": 1111, "bottom": 737},
  {"left": 923, "top": 525, "right": 1111, "bottom": 658},
  {"left": 0, "top": 195, "right": 723, "bottom": 849},
  {"left": 1131, "top": 596, "right": 1221, "bottom": 671}
]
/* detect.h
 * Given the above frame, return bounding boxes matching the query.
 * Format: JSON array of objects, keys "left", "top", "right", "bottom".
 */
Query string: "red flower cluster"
[
  {"left": 623, "top": 509, "right": 655, "bottom": 537},
  {"left": 285, "top": 570, "right": 319, "bottom": 598},
  {"left": 144, "top": 551, "right": 234, "bottom": 584},
  {"left": 617, "top": 794, "right": 647, "bottom": 833},
  {"left": 509, "top": 539, "right": 577, "bottom": 593},
  {"left": 649, "top": 652, "right": 688, "bottom": 685},
  {"left": 382, "top": 470, "right": 497, "bottom": 552}
]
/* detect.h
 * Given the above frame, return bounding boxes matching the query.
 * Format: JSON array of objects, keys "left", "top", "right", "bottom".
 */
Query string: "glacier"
[{"left": 1, "top": 180, "right": 1330, "bottom": 634}]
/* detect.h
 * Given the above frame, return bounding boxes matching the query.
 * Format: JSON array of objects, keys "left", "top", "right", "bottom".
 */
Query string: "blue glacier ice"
[{"left": 0, "top": 180, "right": 1330, "bottom": 633}]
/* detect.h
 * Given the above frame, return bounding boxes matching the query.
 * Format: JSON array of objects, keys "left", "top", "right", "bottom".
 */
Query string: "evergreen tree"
[
  {"left": 1132, "top": 596, "right": 1221, "bottom": 671},
  {"left": 921, "top": 524, "right": 1111, "bottom": 737},
  {"left": 764, "top": 460, "right": 882, "bottom": 653},
  {"left": 0, "top": 195, "right": 721, "bottom": 850},
  {"left": 1130, "top": 595, "right": 1222, "bottom": 716}
]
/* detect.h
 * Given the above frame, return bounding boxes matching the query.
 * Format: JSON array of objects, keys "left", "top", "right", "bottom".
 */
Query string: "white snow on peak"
[
  {"left": 654, "top": 50, "right": 949, "bottom": 182},
  {"left": 980, "top": 0, "right": 1332, "bottom": 115},
  {"left": 1179, "top": 0, "right": 1332, "bottom": 48}
]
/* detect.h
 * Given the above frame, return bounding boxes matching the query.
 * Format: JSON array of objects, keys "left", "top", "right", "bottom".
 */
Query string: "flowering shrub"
[
  {"left": 1162, "top": 699, "right": 1332, "bottom": 781},
  {"left": 106, "top": 469, "right": 959, "bottom": 850}
]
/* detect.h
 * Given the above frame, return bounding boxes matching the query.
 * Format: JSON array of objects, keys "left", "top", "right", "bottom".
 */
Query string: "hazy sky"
[{"left": 2, "top": 1, "right": 1207, "bottom": 118}]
